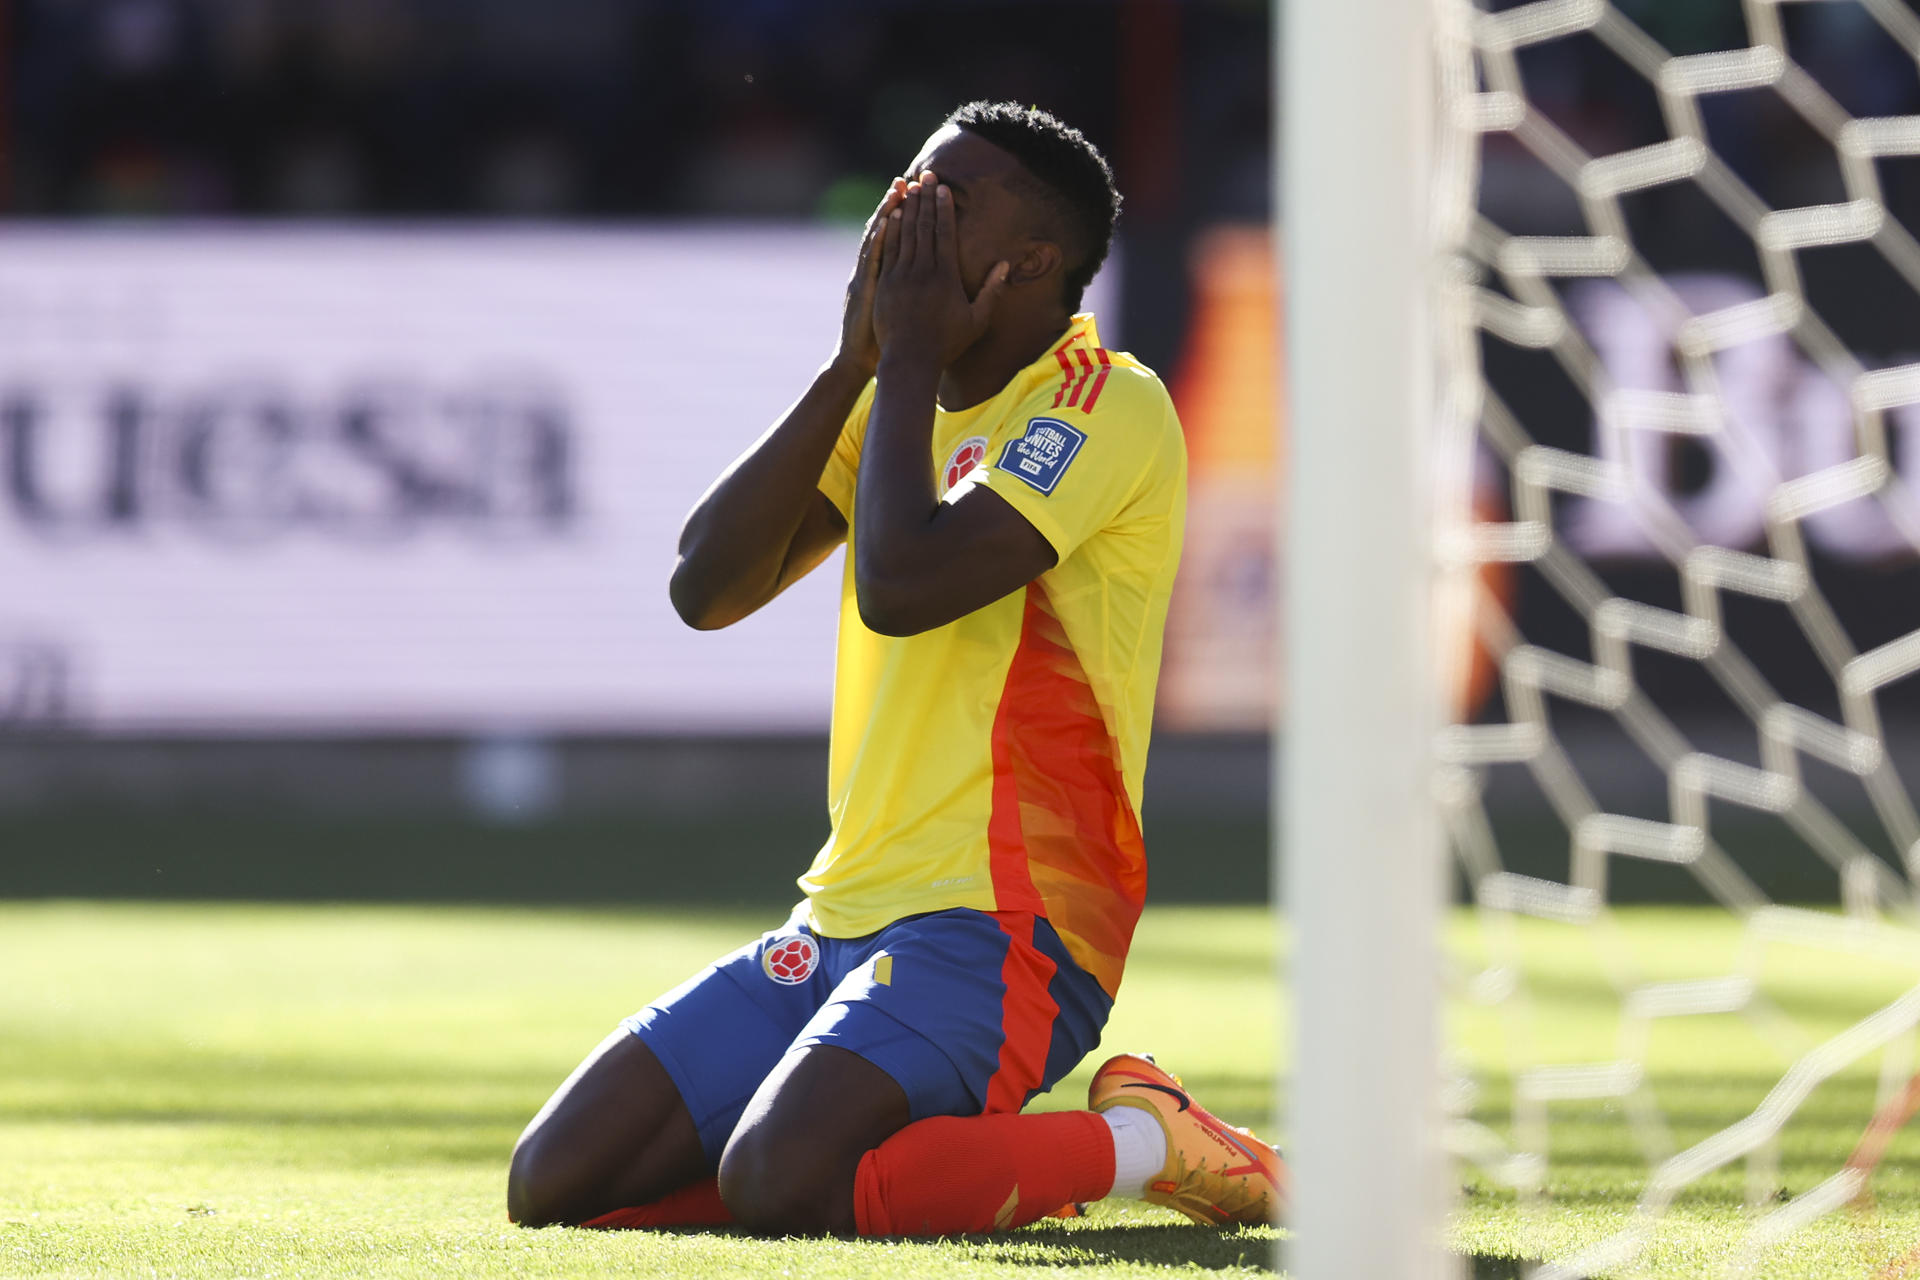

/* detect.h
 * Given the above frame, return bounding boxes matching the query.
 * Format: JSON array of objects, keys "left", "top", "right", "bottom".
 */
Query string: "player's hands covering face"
[
  {"left": 833, "top": 177, "right": 909, "bottom": 378},
  {"left": 871, "top": 170, "right": 1011, "bottom": 368}
]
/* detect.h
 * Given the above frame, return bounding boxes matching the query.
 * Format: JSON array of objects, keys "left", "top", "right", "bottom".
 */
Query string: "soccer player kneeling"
[{"left": 507, "top": 101, "right": 1285, "bottom": 1236}]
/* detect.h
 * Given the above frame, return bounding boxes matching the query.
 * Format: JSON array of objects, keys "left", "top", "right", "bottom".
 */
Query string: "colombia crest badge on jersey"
[
  {"left": 762, "top": 935, "right": 819, "bottom": 985},
  {"left": 1000, "top": 417, "right": 1086, "bottom": 494},
  {"left": 942, "top": 435, "right": 990, "bottom": 495}
]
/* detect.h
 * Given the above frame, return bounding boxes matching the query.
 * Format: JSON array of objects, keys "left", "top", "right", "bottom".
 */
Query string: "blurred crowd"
[
  {"left": 8, "top": 0, "right": 1920, "bottom": 366},
  {"left": 9, "top": 1, "right": 1919, "bottom": 230},
  {"left": 4, "top": 0, "right": 1270, "bottom": 372},
  {"left": 5, "top": 0, "right": 1269, "bottom": 226}
]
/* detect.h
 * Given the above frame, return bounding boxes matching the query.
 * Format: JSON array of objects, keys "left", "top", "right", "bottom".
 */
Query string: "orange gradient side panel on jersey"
[{"left": 986, "top": 585, "right": 1148, "bottom": 997}]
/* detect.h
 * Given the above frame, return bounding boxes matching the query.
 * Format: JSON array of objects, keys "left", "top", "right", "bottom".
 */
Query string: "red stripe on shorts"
[{"left": 981, "top": 913, "right": 1063, "bottom": 1115}]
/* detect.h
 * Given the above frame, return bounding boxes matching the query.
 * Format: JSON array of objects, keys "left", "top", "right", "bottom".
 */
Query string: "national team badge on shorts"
[
  {"left": 762, "top": 935, "right": 819, "bottom": 985},
  {"left": 942, "top": 435, "right": 990, "bottom": 495}
]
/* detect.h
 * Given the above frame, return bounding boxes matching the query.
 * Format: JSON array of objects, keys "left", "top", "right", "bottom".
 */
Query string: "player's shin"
[{"left": 850, "top": 1110, "right": 1115, "bottom": 1235}]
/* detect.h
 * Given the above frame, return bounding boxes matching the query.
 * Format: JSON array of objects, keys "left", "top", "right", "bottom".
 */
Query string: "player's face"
[{"left": 902, "top": 126, "right": 1037, "bottom": 304}]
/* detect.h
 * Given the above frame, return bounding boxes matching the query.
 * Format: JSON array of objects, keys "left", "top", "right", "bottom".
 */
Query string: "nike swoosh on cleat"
[{"left": 1121, "top": 1081, "right": 1191, "bottom": 1111}]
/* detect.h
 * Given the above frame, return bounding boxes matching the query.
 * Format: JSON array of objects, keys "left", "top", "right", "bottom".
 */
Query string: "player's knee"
[
  {"left": 717, "top": 1127, "right": 849, "bottom": 1235},
  {"left": 506, "top": 1133, "right": 568, "bottom": 1227}
]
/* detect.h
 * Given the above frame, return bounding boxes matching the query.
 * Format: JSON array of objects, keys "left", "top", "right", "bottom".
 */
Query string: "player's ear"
[{"left": 1008, "top": 240, "right": 1062, "bottom": 290}]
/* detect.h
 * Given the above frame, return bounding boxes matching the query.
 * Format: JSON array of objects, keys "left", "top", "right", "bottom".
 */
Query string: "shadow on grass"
[
  {"left": 620, "top": 1224, "right": 1536, "bottom": 1277},
  {"left": 957, "top": 1227, "right": 1538, "bottom": 1277},
  {"left": 1000, "top": 1222, "right": 1276, "bottom": 1269},
  {"left": 621, "top": 1222, "right": 1278, "bottom": 1272}
]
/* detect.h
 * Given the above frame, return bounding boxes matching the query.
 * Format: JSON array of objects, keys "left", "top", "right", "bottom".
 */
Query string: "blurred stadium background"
[
  {"left": 6, "top": 0, "right": 1920, "bottom": 913},
  {"left": 1, "top": 0, "right": 1277, "bottom": 908}
]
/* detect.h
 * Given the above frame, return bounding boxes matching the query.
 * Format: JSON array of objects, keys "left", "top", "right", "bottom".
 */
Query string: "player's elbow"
[
  {"left": 855, "top": 585, "right": 941, "bottom": 637},
  {"left": 853, "top": 541, "right": 941, "bottom": 636},
  {"left": 856, "top": 604, "right": 916, "bottom": 637},
  {"left": 668, "top": 561, "right": 735, "bottom": 631},
  {"left": 669, "top": 587, "right": 729, "bottom": 631}
]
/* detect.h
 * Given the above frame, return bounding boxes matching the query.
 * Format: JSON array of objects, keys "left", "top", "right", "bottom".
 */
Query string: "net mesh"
[{"left": 1433, "top": 1, "right": 1920, "bottom": 1274}]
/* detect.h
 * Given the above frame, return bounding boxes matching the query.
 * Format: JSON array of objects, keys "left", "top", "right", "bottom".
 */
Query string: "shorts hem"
[
  {"left": 624, "top": 1017, "right": 728, "bottom": 1165},
  {"left": 792, "top": 1000, "right": 984, "bottom": 1122}
]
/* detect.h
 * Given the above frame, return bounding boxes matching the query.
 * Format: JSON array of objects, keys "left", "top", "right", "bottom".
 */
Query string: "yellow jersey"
[{"left": 807, "top": 313, "right": 1186, "bottom": 997}]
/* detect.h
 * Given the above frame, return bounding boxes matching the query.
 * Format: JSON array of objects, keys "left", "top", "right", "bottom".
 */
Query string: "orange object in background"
[
  {"left": 1159, "top": 226, "right": 1282, "bottom": 731},
  {"left": 1158, "top": 224, "right": 1507, "bottom": 731}
]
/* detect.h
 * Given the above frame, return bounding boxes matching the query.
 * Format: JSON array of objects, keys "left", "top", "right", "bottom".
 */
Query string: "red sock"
[
  {"left": 579, "top": 1178, "right": 732, "bottom": 1229},
  {"left": 853, "top": 1110, "right": 1114, "bottom": 1235}
]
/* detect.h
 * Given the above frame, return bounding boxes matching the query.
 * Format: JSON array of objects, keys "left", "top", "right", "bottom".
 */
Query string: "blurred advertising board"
[
  {"left": 1156, "top": 227, "right": 1920, "bottom": 730},
  {"left": 18, "top": 222, "right": 1906, "bottom": 737},
  {"left": 0, "top": 226, "right": 1118, "bottom": 734}
]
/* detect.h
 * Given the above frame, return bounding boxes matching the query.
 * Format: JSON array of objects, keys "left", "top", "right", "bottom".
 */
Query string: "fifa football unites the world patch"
[{"left": 999, "top": 417, "right": 1086, "bottom": 495}]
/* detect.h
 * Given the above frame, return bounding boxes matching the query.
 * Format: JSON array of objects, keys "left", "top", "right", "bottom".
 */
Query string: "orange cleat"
[{"left": 1088, "top": 1052, "right": 1287, "bottom": 1227}]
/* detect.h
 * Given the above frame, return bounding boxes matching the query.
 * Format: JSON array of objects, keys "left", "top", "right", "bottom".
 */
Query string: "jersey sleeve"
[
  {"left": 965, "top": 365, "right": 1180, "bottom": 562},
  {"left": 818, "top": 378, "right": 877, "bottom": 520}
]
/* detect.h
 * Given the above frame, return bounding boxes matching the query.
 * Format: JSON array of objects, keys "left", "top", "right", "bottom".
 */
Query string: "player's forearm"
[
  {"left": 854, "top": 352, "right": 945, "bottom": 635},
  {"left": 670, "top": 359, "right": 867, "bottom": 629}
]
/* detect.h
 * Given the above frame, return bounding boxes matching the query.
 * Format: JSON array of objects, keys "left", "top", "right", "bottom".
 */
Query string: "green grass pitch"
[{"left": 4, "top": 901, "right": 1919, "bottom": 1278}]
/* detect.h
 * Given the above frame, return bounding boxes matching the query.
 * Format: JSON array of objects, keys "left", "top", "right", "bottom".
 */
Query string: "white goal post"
[{"left": 1280, "top": 0, "right": 1451, "bottom": 1275}]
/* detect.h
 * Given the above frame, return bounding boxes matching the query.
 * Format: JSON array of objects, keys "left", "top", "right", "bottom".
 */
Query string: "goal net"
[{"left": 1285, "top": 0, "right": 1920, "bottom": 1276}]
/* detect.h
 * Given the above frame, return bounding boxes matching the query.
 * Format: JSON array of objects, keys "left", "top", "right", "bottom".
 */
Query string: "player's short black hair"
[{"left": 946, "top": 101, "right": 1120, "bottom": 312}]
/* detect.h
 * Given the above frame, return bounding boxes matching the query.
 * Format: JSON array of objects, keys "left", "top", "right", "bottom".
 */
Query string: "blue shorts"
[{"left": 620, "top": 908, "right": 1113, "bottom": 1166}]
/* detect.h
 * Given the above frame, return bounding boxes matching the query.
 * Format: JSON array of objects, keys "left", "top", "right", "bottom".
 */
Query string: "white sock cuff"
[{"left": 1101, "top": 1104, "right": 1170, "bottom": 1201}]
